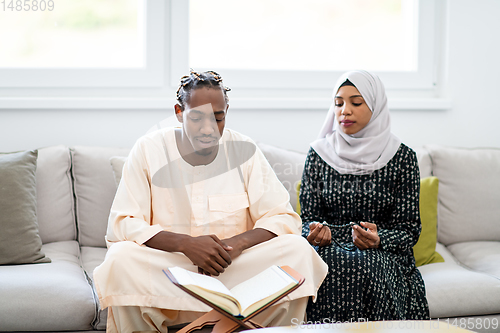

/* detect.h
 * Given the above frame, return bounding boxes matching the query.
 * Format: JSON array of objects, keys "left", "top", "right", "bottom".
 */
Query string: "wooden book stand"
[{"left": 163, "top": 266, "right": 305, "bottom": 333}]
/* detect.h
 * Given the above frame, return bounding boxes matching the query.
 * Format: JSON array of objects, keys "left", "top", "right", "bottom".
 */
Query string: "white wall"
[
  {"left": 390, "top": 0, "right": 500, "bottom": 150},
  {"left": 1, "top": 0, "right": 500, "bottom": 153}
]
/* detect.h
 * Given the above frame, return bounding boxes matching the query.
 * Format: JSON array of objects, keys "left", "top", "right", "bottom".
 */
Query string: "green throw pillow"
[
  {"left": 414, "top": 176, "right": 444, "bottom": 266},
  {"left": 296, "top": 177, "right": 444, "bottom": 266},
  {"left": 0, "top": 150, "right": 50, "bottom": 265},
  {"left": 296, "top": 181, "right": 301, "bottom": 215}
]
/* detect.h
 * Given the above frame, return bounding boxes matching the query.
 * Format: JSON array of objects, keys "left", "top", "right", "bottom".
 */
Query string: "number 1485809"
[{"left": 1, "top": 0, "right": 54, "bottom": 11}]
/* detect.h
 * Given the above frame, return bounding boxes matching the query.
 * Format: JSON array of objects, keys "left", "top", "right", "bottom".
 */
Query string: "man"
[{"left": 93, "top": 70, "right": 327, "bottom": 332}]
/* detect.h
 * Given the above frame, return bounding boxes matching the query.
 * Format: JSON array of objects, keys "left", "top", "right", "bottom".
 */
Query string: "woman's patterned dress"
[{"left": 300, "top": 144, "right": 430, "bottom": 323}]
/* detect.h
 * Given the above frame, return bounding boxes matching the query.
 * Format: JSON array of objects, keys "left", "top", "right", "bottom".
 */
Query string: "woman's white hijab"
[{"left": 311, "top": 70, "right": 401, "bottom": 175}]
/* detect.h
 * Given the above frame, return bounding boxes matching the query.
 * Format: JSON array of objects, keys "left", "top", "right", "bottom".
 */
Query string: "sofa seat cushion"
[
  {"left": 419, "top": 259, "right": 500, "bottom": 318},
  {"left": 447, "top": 241, "right": 500, "bottom": 278},
  {"left": 81, "top": 246, "right": 108, "bottom": 331},
  {"left": 435, "top": 242, "right": 458, "bottom": 264},
  {"left": 81, "top": 246, "right": 107, "bottom": 280},
  {"left": 71, "top": 146, "right": 130, "bottom": 247},
  {"left": 0, "top": 241, "right": 96, "bottom": 331},
  {"left": 425, "top": 145, "right": 500, "bottom": 245}
]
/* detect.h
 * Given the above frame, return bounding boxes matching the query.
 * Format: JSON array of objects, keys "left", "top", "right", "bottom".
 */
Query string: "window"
[
  {"left": 0, "top": 0, "right": 443, "bottom": 109},
  {"left": 186, "top": 0, "right": 436, "bottom": 90},
  {"left": 190, "top": 0, "right": 416, "bottom": 72},
  {"left": 0, "top": 0, "right": 164, "bottom": 87},
  {"left": 0, "top": 0, "right": 141, "bottom": 68}
]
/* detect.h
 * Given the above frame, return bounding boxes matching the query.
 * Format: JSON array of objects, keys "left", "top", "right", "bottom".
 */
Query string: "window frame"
[
  {"left": 0, "top": 0, "right": 450, "bottom": 110},
  {"left": 181, "top": 0, "right": 436, "bottom": 91},
  {"left": 0, "top": 0, "right": 165, "bottom": 88}
]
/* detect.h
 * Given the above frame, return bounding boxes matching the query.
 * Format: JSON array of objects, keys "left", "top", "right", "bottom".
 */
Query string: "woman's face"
[{"left": 334, "top": 85, "right": 372, "bottom": 135}]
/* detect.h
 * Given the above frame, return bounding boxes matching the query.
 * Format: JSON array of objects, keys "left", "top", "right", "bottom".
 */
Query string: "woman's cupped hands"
[
  {"left": 352, "top": 222, "right": 380, "bottom": 250},
  {"left": 307, "top": 222, "right": 331, "bottom": 247},
  {"left": 307, "top": 221, "right": 380, "bottom": 250}
]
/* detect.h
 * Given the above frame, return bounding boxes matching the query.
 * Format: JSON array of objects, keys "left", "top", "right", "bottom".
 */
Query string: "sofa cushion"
[
  {"left": 0, "top": 150, "right": 50, "bottom": 265},
  {"left": 434, "top": 242, "right": 457, "bottom": 264},
  {"left": 37, "top": 145, "right": 76, "bottom": 243},
  {"left": 425, "top": 145, "right": 500, "bottom": 245},
  {"left": 81, "top": 246, "right": 107, "bottom": 280},
  {"left": 256, "top": 142, "right": 306, "bottom": 212},
  {"left": 413, "top": 177, "right": 444, "bottom": 266},
  {"left": 81, "top": 246, "right": 109, "bottom": 331},
  {"left": 71, "top": 146, "right": 130, "bottom": 247},
  {"left": 413, "top": 146, "right": 432, "bottom": 178},
  {"left": 110, "top": 155, "right": 128, "bottom": 187},
  {"left": 418, "top": 260, "right": 500, "bottom": 318},
  {"left": 0, "top": 241, "right": 96, "bottom": 331},
  {"left": 447, "top": 241, "right": 500, "bottom": 278}
]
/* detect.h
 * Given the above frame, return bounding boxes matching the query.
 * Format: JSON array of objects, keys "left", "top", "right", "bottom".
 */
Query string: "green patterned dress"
[{"left": 300, "top": 144, "right": 429, "bottom": 322}]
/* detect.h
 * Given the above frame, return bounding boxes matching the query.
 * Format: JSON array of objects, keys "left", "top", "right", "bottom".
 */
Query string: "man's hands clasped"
[
  {"left": 181, "top": 234, "right": 242, "bottom": 276},
  {"left": 146, "top": 228, "right": 275, "bottom": 277}
]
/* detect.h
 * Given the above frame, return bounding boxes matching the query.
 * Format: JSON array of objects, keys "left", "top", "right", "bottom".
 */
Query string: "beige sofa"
[{"left": 0, "top": 142, "right": 499, "bottom": 332}]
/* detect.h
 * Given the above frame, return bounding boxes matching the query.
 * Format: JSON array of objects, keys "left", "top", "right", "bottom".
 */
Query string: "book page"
[
  {"left": 168, "top": 267, "right": 234, "bottom": 298},
  {"left": 229, "top": 266, "right": 297, "bottom": 316}
]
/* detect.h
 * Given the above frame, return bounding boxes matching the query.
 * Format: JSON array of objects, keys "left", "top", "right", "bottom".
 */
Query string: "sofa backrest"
[
  {"left": 425, "top": 145, "right": 500, "bottom": 246},
  {"left": 257, "top": 143, "right": 433, "bottom": 212},
  {"left": 33, "top": 143, "right": 500, "bottom": 248},
  {"left": 36, "top": 145, "right": 76, "bottom": 244},
  {"left": 413, "top": 147, "right": 432, "bottom": 178},
  {"left": 71, "top": 146, "right": 130, "bottom": 248},
  {"left": 256, "top": 142, "right": 306, "bottom": 211}
]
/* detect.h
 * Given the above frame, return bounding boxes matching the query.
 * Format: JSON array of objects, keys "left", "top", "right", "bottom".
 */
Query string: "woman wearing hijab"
[{"left": 300, "top": 70, "right": 429, "bottom": 322}]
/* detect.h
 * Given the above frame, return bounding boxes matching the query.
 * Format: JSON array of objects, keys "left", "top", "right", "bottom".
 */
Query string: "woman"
[{"left": 300, "top": 70, "right": 429, "bottom": 322}]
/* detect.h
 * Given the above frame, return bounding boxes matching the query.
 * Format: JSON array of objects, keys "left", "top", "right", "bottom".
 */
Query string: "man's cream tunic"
[{"left": 93, "top": 128, "right": 327, "bottom": 321}]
